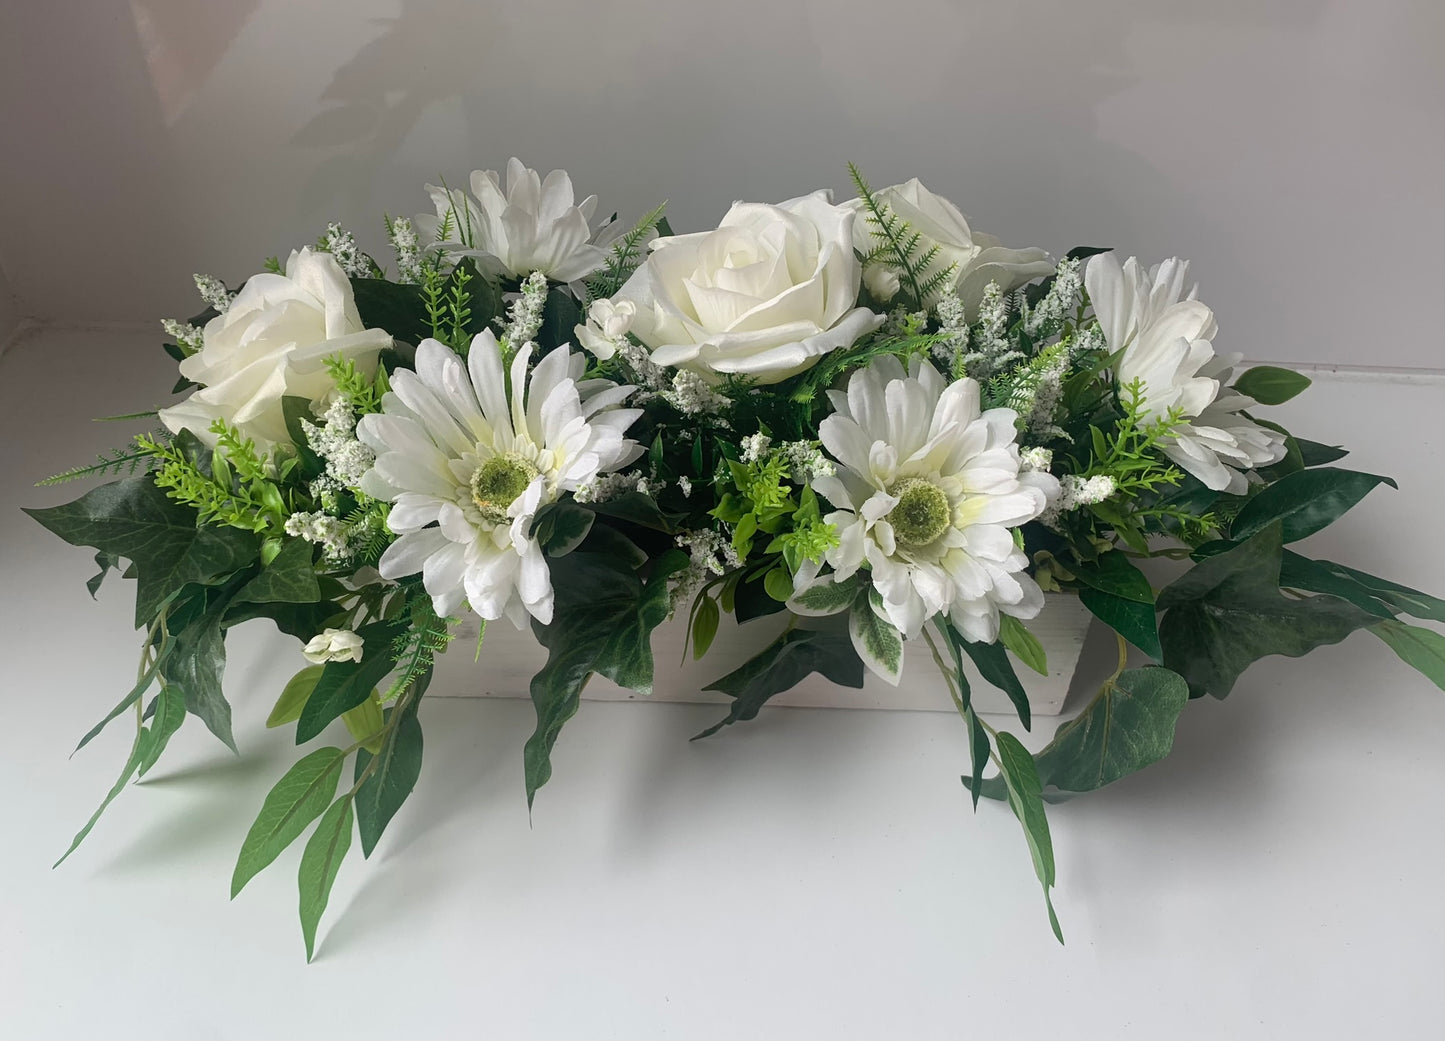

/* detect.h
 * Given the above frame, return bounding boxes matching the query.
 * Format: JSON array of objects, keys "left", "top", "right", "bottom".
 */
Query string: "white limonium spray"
[
  {"left": 1085, "top": 254, "right": 1287, "bottom": 492},
  {"left": 501, "top": 271, "right": 549, "bottom": 350},
  {"left": 414, "top": 159, "right": 607, "bottom": 282},
  {"left": 799, "top": 356, "right": 1058, "bottom": 678},
  {"left": 161, "top": 318, "right": 205, "bottom": 356},
  {"left": 322, "top": 222, "right": 370, "bottom": 278},
  {"left": 356, "top": 333, "right": 643, "bottom": 626},
  {"left": 386, "top": 215, "right": 426, "bottom": 284},
  {"left": 193, "top": 273, "right": 233, "bottom": 313}
]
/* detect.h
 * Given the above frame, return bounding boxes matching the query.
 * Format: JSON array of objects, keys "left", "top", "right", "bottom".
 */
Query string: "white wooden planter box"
[{"left": 433, "top": 593, "right": 1094, "bottom": 717}]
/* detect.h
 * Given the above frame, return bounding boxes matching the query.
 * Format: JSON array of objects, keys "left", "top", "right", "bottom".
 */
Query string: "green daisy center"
[
  {"left": 888, "top": 477, "right": 952, "bottom": 548},
  {"left": 470, "top": 453, "right": 540, "bottom": 525}
]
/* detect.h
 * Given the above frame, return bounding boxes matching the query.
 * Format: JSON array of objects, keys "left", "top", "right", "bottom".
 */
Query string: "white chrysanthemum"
[
  {"left": 414, "top": 158, "right": 607, "bottom": 283},
  {"left": 1085, "top": 254, "right": 1286, "bottom": 493},
  {"left": 356, "top": 333, "right": 643, "bottom": 627},
  {"left": 809, "top": 356, "right": 1058, "bottom": 643}
]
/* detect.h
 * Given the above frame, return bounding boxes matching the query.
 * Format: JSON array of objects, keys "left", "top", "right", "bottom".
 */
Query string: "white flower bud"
[
  {"left": 302, "top": 628, "right": 365, "bottom": 665},
  {"left": 863, "top": 264, "right": 901, "bottom": 303}
]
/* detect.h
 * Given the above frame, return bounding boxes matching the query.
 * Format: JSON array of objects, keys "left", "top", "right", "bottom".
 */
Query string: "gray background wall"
[{"left": 1, "top": 0, "right": 1441, "bottom": 370}]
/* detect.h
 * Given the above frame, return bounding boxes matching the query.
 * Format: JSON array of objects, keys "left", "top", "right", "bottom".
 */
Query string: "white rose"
[
  {"left": 414, "top": 158, "right": 607, "bottom": 283},
  {"left": 574, "top": 298, "right": 636, "bottom": 361},
  {"left": 302, "top": 628, "right": 364, "bottom": 665},
  {"left": 617, "top": 190, "right": 884, "bottom": 385},
  {"left": 848, "top": 178, "right": 1054, "bottom": 315},
  {"left": 159, "top": 248, "right": 391, "bottom": 451}
]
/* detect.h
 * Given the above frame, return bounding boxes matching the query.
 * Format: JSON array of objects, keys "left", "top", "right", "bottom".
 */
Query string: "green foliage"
[
  {"left": 586, "top": 201, "right": 668, "bottom": 301},
  {"left": 324, "top": 356, "right": 389, "bottom": 416},
  {"left": 1070, "top": 550, "right": 1162, "bottom": 660},
  {"left": 848, "top": 162, "right": 956, "bottom": 309},
  {"left": 296, "top": 621, "right": 405, "bottom": 743},
  {"left": 353, "top": 669, "right": 428, "bottom": 856},
  {"left": 1370, "top": 620, "right": 1445, "bottom": 692},
  {"left": 39, "top": 442, "right": 153, "bottom": 486},
  {"left": 232, "top": 746, "right": 348, "bottom": 897},
  {"left": 299, "top": 795, "right": 354, "bottom": 961},
  {"left": 1230, "top": 467, "right": 1397, "bottom": 544},
  {"left": 139, "top": 425, "right": 291, "bottom": 537},
  {"left": 1158, "top": 522, "right": 1379, "bottom": 698},
  {"left": 695, "top": 627, "right": 865, "bottom": 739},
  {"left": 268, "top": 665, "right": 326, "bottom": 728},
  {"left": 1232, "top": 365, "right": 1311, "bottom": 405},
  {"left": 999, "top": 616, "right": 1048, "bottom": 676},
  {"left": 525, "top": 550, "right": 689, "bottom": 805},
  {"left": 945, "top": 622, "right": 1032, "bottom": 730},
  {"left": 850, "top": 594, "right": 904, "bottom": 684},
  {"left": 993, "top": 732, "right": 1063, "bottom": 943}
]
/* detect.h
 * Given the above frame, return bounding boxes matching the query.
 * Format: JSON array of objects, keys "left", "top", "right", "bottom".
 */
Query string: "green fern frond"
[
  {"left": 847, "top": 162, "right": 957, "bottom": 310},
  {"left": 38, "top": 442, "right": 156, "bottom": 486},
  {"left": 586, "top": 201, "right": 668, "bottom": 301}
]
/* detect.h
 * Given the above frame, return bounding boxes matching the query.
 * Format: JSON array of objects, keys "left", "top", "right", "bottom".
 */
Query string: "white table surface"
[{"left": 2, "top": 327, "right": 1442, "bottom": 1040}]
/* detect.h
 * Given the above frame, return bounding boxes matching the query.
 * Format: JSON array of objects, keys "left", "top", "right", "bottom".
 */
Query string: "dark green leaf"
[
  {"left": 25, "top": 477, "right": 260, "bottom": 626},
  {"left": 1322, "top": 564, "right": 1445, "bottom": 624},
  {"left": 296, "top": 622, "right": 403, "bottom": 743},
  {"left": 232, "top": 746, "right": 347, "bottom": 897},
  {"left": 1278, "top": 552, "right": 1394, "bottom": 620},
  {"left": 533, "top": 500, "right": 594, "bottom": 557},
  {"left": 1295, "top": 439, "right": 1348, "bottom": 467},
  {"left": 1232, "top": 365, "right": 1312, "bottom": 405},
  {"left": 298, "top": 795, "right": 354, "bottom": 962},
  {"left": 587, "top": 492, "right": 677, "bottom": 533},
  {"left": 281, "top": 396, "right": 325, "bottom": 477},
  {"left": 54, "top": 725, "right": 154, "bottom": 866},
  {"left": 1158, "top": 523, "right": 1378, "bottom": 698},
  {"left": 232, "top": 537, "right": 319, "bottom": 605},
  {"left": 223, "top": 597, "right": 348, "bottom": 641},
  {"left": 537, "top": 287, "right": 583, "bottom": 353},
  {"left": 86, "top": 550, "right": 121, "bottom": 598},
  {"left": 524, "top": 551, "right": 689, "bottom": 806},
  {"left": 354, "top": 669, "right": 429, "bottom": 857},
  {"left": 1078, "top": 586, "right": 1162, "bottom": 661},
  {"left": 734, "top": 572, "right": 788, "bottom": 622},
  {"left": 694, "top": 628, "right": 865, "bottom": 739},
  {"left": 962, "top": 705, "right": 989, "bottom": 811},
  {"left": 1370, "top": 620, "right": 1445, "bottom": 691},
  {"left": 349, "top": 278, "right": 431, "bottom": 345},
  {"left": 994, "top": 731, "right": 1062, "bottom": 944},
  {"left": 160, "top": 593, "right": 236, "bottom": 751},
  {"left": 74, "top": 636, "right": 173, "bottom": 752},
  {"left": 1069, "top": 550, "right": 1155, "bottom": 604},
  {"left": 951, "top": 627, "right": 1031, "bottom": 731},
  {"left": 1230, "top": 467, "right": 1396, "bottom": 543}
]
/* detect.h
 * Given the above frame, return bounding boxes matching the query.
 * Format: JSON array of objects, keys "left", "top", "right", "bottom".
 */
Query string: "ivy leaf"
[
  {"left": 994, "top": 732, "right": 1063, "bottom": 943},
  {"left": 1231, "top": 365, "right": 1312, "bottom": 405},
  {"left": 1230, "top": 467, "right": 1397, "bottom": 543},
  {"left": 1158, "top": 522, "right": 1378, "bottom": 698},
  {"left": 1370, "top": 620, "right": 1445, "bottom": 691},
  {"left": 231, "top": 537, "right": 320, "bottom": 605},
  {"left": 160, "top": 592, "right": 237, "bottom": 751},
  {"left": 787, "top": 573, "right": 862, "bottom": 617},
  {"left": 524, "top": 550, "right": 689, "bottom": 807},
  {"left": 298, "top": 795, "right": 354, "bottom": 962},
  {"left": 296, "top": 622, "right": 404, "bottom": 744},
  {"left": 849, "top": 594, "right": 903, "bottom": 685},
  {"left": 695, "top": 627, "right": 865, "bottom": 740},
  {"left": 232, "top": 746, "right": 347, "bottom": 897},
  {"left": 86, "top": 550, "right": 122, "bottom": 598},
  {"left": 353, "top": 668, "right": 429, "bottom": 857},
  {"left": 999, "top": 616, "right": 1048, "bottom": 676},
  {"left": 1078, "top": 586, "right": 1161, "bottom": 661},
  {"left": 586, "top": 492, "right": 678, "bottom": 533},
  {"left": 24, "top": 477, "right": 260, "bottom": 626}
]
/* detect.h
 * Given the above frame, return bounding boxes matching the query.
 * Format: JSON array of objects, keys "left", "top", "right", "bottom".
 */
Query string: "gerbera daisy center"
[
  {"left": 888, "top": 477, "right": 952, "bottom": 547},
  {"left": 470, "top": 452, "right": 540, "bottom": 525}
]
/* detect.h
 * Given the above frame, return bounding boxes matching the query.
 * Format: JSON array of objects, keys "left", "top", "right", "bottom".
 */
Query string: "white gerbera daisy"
[
  {"left": 1085, "top": 254, "right": 1286, "bottom": 493},
  {"left": 809, "top": 356, "right": 1058, "bottom": 646},
  {"left": 356, "top": 333, "right": 643, "bottom": 627}
]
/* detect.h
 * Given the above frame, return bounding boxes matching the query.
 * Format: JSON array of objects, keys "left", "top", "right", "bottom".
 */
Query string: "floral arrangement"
[{"left": 29, "top": 159, "right": 1445, "bottom": 959}]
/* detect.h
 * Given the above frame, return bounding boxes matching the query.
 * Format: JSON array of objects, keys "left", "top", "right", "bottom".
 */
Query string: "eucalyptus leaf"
[
  {"left": 298, "top": 795, "right": 354, "bottom": 962},
  {"left": 232, "top": 746, "right": 347, "bottom": 897}
]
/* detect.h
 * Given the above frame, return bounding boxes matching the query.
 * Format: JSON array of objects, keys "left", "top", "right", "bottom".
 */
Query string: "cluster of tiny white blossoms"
[
  {"left": 501, "top": 271, "right": 548, "bottom": 350},
  {"left": 931, "top": 288, "right": 970, "bottom": 372},
  {"left": 386, "top": 215, "right": 426, "bottom": 284},
  {"left": 160, "top": 318, "right": 205, "bottom": 355},
  {"left": 780, "top": 441, "right": 834, "bottom": 482},
  {"left": 1021, "top": 257, "right": 1082, "bottom": 337},
  {"left": 322, "top": 222, "right": 370, "bottom": 278},
  {"left": 1019, "top": 446, "right": 1054, "bottom": 473},
  {"left": 193, "top": 273, "right": 232, "bottom": 314},
  {"left": 283, "top": 398, "right": 380, "bottom": 559},
  {"left": 962, "top": 282, "right": 1022, "bottom": 379},
  {"left": 573, "top": 470, "right": 661, "bottom": 505},
  {"left": 740, "top": 432, "right": 772, "bottom": 463},
  {"left": 1005, "top": 342, "right": 1071, "bottom": 438},
  {"left": 670, "top": 529, "right": 742, "bottom": 607},
  {"left": 660, "top": 369, "right": 730, "bottom": 416},
  {"left": 284, "top": 510, "right": 351, "bottom": 558},
  {"left": 1039, "top": 473, "right": 1116, "bottom": 529}
]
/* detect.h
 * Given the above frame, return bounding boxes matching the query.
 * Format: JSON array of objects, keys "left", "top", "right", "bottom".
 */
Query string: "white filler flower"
[
  {"left": 1085, "top": 254, "right": 1286, "bottom": 493},
  {"left": 615, "top": 190, "right": 884, "bottom": 384},
  {"left": 159, "top": 248, "right": 391, "bottom": 450},
  {"left": 414, "top": 158, "right": 607, "bottom": 282},
  {"left": 356, "top": 334, "right": 642, "bottom": 627},
  {"left": 811, "top": 356, "right": 1057, "bottom": 644},
  {"left": 848, "top": 179, "right": 1054, "bottom": 314}
]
